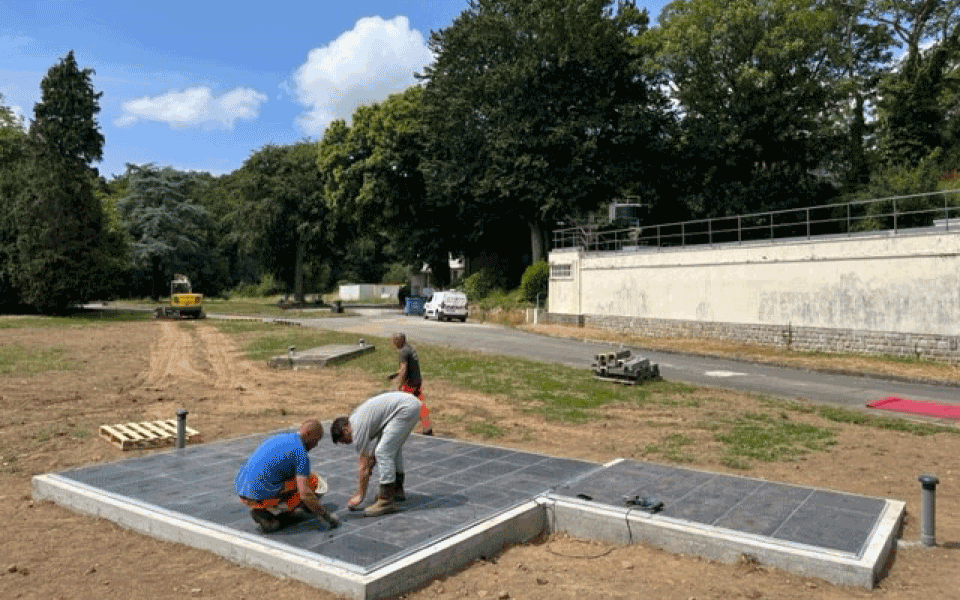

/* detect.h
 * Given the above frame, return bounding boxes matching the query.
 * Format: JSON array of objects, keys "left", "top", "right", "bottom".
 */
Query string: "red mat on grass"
[{"left": 867, "top": 396, "right": 960, "bottom": 419}]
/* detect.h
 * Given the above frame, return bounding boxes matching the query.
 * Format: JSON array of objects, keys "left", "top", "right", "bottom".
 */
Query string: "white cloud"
[
  {"left": 115, "top": 86, "right": 268, "bottom": 129},
  {"left": 289, "top": 15, "right": 433, "bottom": 135}
]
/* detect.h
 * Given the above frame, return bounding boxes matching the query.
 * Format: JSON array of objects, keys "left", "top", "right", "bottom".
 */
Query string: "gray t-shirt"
[
  {"left": 398, "top": 343, "right": 422, "bottom": 386},
  {"left": 348, "top": 391, "right": 420, "bottom": 456}
]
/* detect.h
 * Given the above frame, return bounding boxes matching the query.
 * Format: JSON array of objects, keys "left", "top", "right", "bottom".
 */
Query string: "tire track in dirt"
[
  {"left": 143, "top": 321, "right": 207, "bottom": 390},
  {"left": 142, "top": 321, "right": 272, "bottom": 413},
  {"left": 196, "top": 325, "right": 253, "bottom": 393}
]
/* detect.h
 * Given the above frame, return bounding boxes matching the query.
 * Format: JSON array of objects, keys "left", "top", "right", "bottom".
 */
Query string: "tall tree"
[
  {"left": 655, "top": 0, "right": 842, "bottom": 218},
  {"left": 822, "top": 0, "right": 894, "bottom": 192},
  {"left": 871, "top": 0, "right": 960, "bottom": 165},
  {"left": 115, "top": 164, "right": 223, "bottom": 299},
  {"left": 14, "top": 51, "right": 108, "bottom": 312},
  {"left": 319, "top": 87, "right": 451, "bottom": 280},
  {"left": 419, "top": 0, "right": 672, "bottom": 269},
  {"left": 236, "top": 142, "right": 335, "bottom": 302},
  {"left": 0, "top": 94, "right": 28, "bottom": 307}
]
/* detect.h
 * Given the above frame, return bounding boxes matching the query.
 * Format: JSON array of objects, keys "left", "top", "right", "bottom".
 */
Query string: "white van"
[{"left": 423, "top": 290, "right": 469, "bottom": 322}]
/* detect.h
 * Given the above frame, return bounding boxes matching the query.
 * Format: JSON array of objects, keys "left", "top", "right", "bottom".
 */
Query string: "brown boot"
[
  {"left": 394, "top": 472, "right": 406, "bottom": 502},
  {"left": 250, "top": 508, "right": 282, "bottom": 533},
  {"left": 364, "top": 483, "right": 399, "bottom": 517}
]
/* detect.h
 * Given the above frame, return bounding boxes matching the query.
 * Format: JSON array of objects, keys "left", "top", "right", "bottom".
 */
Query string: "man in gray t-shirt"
[{"left": 330, "top": 391, "right": 421, "bottom": 517}]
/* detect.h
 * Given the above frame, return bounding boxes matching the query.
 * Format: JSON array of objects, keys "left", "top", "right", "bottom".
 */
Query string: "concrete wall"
[
  {"left": 548, "top": 230, "right": 960, "bottom": 361},
  {"left": 338, "top": 284, "right": 400, "bottom": 301}
]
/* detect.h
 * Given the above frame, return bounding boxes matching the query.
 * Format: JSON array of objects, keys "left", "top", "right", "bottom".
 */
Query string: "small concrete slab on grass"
[{"left": 268, "top": 340, "right": 375, "bottom": 368}]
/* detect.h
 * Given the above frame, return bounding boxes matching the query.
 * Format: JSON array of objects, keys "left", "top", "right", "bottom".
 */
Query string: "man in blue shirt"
[{"left": 235, "top": 419, "right": 339, "bottom": 532}]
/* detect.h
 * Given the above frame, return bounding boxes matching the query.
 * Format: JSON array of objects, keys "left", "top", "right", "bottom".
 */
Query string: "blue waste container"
[{"left": 404, "top": 296, "right": 426, "bottom": 315}]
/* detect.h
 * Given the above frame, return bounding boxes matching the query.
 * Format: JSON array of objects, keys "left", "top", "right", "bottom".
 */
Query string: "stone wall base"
[{"left": 545, "top": 313, "right": 960, "bottom": 364}]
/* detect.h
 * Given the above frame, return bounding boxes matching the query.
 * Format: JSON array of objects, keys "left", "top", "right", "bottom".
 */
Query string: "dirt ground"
[{"left": 2, "top": 317, "right": 960, "bottom": 600}]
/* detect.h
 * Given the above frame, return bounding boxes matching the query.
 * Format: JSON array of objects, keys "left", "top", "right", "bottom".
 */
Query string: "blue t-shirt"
[{"left": 234, "top": 432, "right": 310, "bottom": 500}]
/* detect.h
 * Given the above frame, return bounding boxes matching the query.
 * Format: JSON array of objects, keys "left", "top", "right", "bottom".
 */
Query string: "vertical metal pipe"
[
  {"left": 919, "top": 474, "right": 940, "bottom": 546},
  {"left": 176, "top": 409, "right": 188, "bottom": 449}
]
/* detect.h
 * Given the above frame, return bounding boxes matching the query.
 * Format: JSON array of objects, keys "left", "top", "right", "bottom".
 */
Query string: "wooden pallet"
[{"left": 99, "top": 419, "right": 201, "bottom": 451}]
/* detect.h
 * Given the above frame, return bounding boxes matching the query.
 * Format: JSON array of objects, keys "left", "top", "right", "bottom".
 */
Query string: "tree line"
[{"left": 1, "top": 0, "right": 958, "bottom": 313}]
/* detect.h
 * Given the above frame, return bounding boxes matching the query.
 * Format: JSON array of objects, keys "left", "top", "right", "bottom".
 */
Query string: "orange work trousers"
[
  {"left": 400, "top": 383, "right": 432, "bottom": 432},
  {"left": 239, "top": 472, "right": 318, "bottom": 512}
]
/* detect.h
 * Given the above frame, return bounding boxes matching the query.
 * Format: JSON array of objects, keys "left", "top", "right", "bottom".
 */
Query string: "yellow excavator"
[{"left": 155, "top": 274, "right": 205, "bottom": 319}]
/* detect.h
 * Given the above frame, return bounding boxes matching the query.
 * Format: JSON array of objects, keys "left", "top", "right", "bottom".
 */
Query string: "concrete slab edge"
[
  {"left": 539, "top": 495, "right": 904, "bottom": 589},
  {"left": 32, "top": 474, "right": 369, "bottom": 599},
  {"left": 33, "top": 473, "right": 547, "bottom": 600},
  {"left": 366, "top": 501, "right": 546, "bottom": 599}
]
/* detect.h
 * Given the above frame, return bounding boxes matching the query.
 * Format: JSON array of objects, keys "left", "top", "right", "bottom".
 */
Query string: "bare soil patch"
[{"left": 2, "top": 318, "right": 959, "bottom": 600}]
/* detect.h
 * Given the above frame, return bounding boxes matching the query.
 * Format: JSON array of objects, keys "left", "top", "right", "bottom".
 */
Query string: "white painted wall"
[
  {"left": 338, "top": 284, "right": 400, "bottom": 301},
  {"left": 549, "top": 231, "right": 960, "bottom": 336}
]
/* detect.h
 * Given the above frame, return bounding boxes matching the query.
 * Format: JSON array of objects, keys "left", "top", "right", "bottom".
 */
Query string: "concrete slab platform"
[
  {"left": 268, "top": 340, "right": 375, "bottom": 368},
  {"left": 32, "top": 437, "right": 903, "bottom": 598},
  {"left": 33, "top": 432, "right": 598, "bottom": 599},
  {"left": 545, "top": 458, "right": 904, "bottom": 588}
]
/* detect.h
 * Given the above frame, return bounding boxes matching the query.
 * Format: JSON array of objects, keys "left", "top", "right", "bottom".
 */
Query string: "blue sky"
[{"left": 1, "top": 0, "right": 672, "bottom": 180}]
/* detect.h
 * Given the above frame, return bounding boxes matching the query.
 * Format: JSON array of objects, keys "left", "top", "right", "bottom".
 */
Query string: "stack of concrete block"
[{"left": 591, "top": 349, "right": 660, "bottom": 384}]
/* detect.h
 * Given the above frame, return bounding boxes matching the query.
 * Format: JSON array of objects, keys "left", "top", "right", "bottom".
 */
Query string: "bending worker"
[
  {"left": 235, "top": 419, "right": 340, "bottom": 532},
  {"left": 387, "top": 332, "right": 432, "bottom": 435},
  {"left": 331, "top": 391, "right": 421, "bottom": 517}
]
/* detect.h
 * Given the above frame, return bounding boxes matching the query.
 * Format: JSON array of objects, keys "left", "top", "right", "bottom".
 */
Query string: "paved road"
[{"left": 253, "top": 308, "right": 960, "bottom": 422}]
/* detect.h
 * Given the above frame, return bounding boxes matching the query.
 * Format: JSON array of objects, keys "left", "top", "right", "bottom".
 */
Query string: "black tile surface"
[
  {"left": 56, "top": 430, "right": 598, "bottom": 574},
  {"left": 553, "top": 460, "right": 887, "bottom": 558}
]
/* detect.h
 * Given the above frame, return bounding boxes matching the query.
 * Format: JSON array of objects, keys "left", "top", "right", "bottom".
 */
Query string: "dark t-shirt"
[{"left": 399, "top": 343, "right": 422, "bottom": 386}]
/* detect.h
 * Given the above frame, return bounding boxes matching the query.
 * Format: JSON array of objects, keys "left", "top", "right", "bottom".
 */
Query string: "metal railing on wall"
[{"left": 552, "top": 191, "right": 960, "bottom": 253}]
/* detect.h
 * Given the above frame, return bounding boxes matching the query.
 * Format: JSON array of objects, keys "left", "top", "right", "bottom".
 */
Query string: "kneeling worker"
[
  {"left": 235, "top": 419, "right": 340, "bottom": 532},
  {"left": 331, "top": 391, "right": 421, "bottom": 516}
]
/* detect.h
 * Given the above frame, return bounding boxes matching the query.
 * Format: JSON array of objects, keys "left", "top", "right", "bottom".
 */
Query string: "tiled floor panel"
[
  {"left": 53, "top": 430, "right": 599, "bottom": 573},
  {"left": 34, "top": 434, "right": 903, "bottom": 596},
  {"left": 551, "top": 459, "right": 887, "bottom": 558}
]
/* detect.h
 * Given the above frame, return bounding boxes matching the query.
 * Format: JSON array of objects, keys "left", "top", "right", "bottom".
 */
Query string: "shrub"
[
  {"left": 228, "top": 274, "right": 283, "bottom": 298},
  {"left": 519, "top": 260, "right": 549, "bottom": 303},
  {"left": 461, "top": 268, "right": 505, "bottom": 301}
]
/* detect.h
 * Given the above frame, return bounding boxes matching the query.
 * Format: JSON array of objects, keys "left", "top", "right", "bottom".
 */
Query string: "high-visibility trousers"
[{"left": 400, "top": 383, "right": 432, "bottom": 432}]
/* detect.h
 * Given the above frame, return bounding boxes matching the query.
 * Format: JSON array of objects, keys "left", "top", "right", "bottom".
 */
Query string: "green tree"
[
  {"left": 420, "top": 0, "right": 673, "bottom": 269},
  {"left": 655, "top": 0, "right": 842, "bottom": 218},
  {"left": 236, "top": 142, "right": 336, "bottom": 302},
  {"left": 318, "top": 87, "right": 451, "bottom": 282},
  {"left": 821, "top": 0, "right": 894, "bottom": 192},
  {"left": 0, "top": 94, "right": 28, "bottom": 307},
  {"left": 115, "top": 164, "right": 224, "bottom": 299},
  {"left": 93, "top": 174, "right": 135, "bottom": 300},
  {"left": 14, "top": 51, "right": 109, "bottom": 312},
  {"left": 871, "top": 0, "right": 960, "bottom": 165}
]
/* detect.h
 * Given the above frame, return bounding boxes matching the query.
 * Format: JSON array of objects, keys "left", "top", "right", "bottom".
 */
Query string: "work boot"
[
  {"left": 250, "top": 508, "right": 282, "bottom": 533},
  {"left": 364, "top": 483, "right": 399, "bottom": 517},
  {"left": 394, "top": 472, "right": 406, "bottom": 502}
]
